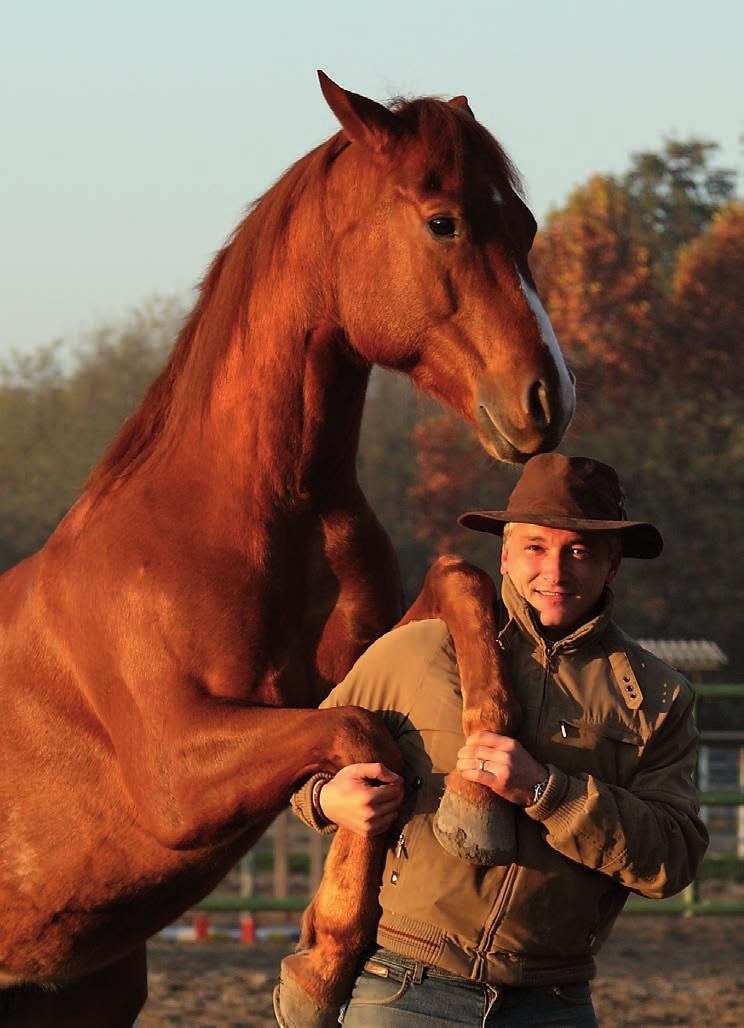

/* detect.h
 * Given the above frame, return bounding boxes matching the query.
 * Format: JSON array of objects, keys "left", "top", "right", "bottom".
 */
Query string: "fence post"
[
  {"left": 240, "top": 851, "right": 255, "bottom": 898},
  {"left": 274, "top": 808, "right": 289, "bottom": 901},
  {"left": 698, "top": 744, "right": 710, "bottom": 826},
  {"left": 309, "top": 830, "right": 324, "bottom": 893},
  {"left": 739, "top": 746, "right": 744, "bottom": 860}
]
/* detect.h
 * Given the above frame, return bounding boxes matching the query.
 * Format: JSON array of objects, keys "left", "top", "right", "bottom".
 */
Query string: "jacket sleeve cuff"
[
  {"left": 524, "top": 764, "right": 571, "bottom": 822},
  {"left": 289, "top": 772, "right": 338, "bottom": 835}
]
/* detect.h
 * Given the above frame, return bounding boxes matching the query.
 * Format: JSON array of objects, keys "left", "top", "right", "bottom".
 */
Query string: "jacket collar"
[
  {"left": 499, "top": 576, "right": 644, "bottom": 710},
  {"left": 500, "top": 574, "right": 615, "bottom": 655}
]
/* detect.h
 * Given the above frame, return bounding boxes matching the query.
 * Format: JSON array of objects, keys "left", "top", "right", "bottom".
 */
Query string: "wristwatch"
[{"left": 530, "top": 773, "right": 550, "bottom": 806}]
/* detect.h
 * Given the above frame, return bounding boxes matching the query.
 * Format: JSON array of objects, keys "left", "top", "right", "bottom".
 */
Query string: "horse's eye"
[{"left": 428, "top": 216, "right": 457, "bottom": 238}]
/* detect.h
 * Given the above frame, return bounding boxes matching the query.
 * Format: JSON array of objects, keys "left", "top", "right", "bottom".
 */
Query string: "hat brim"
[{"left": 457, "top": 511, "right": 663, "bottom": 559}]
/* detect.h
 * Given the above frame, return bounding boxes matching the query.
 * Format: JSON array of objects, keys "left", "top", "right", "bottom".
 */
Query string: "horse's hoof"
[
  {"left": 433, "top": 785, "right": 516, "bottom": 866},
  {"left": 273, "top": 976, "right": 340, "bottom": 1028}
]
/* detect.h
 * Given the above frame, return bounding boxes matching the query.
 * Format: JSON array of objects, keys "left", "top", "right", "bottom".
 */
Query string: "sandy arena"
[{"left": 139, "top": 914, "right": 743, "bottom": 1027}]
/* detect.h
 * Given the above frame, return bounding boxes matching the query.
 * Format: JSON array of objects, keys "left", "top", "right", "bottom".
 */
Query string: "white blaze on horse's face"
[
  {"left": 516, "top": 270, "right": 576, "bottom": 421},
  {"left": 492, "top": 185, "right": 505, "bottom": 205}
]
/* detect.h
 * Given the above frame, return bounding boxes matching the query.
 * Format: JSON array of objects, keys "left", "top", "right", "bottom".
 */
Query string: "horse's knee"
[{"left": 427, "top": 555, "right": 496, "bottom": 599}]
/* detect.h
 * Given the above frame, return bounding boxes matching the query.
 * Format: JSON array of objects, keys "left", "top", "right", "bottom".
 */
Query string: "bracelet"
[{"left": 311, "top": 775, "right": 333, "bottom": 824}]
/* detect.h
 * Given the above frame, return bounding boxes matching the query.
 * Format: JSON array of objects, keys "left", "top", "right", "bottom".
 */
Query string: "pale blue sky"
[{"left": 2, "top": 0, "right": 741, "bottom": 358}]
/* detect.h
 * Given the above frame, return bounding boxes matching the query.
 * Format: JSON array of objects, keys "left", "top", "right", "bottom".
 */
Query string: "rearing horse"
[{"left": 0, "top": 73, "right": 573, "bottom": 1026}]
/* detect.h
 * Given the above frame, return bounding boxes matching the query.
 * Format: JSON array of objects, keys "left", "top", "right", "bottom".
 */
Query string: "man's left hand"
[{"left": 456, "top": 731, "right": 548, "bottom": 807}]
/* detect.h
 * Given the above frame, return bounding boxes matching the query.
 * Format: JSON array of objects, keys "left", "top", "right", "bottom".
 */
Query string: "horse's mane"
[
  {"left": 85, "top": 96, "right": 522, "bottom": 499},
  {"left": 391, "top": 96, "right": 523, "bottom": 199}
]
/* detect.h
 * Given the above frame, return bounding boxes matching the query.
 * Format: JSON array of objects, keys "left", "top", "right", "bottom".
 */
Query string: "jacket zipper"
[
  {"left": 533, "top": 643, "right": 554, "bottom": 751},
  {"left": 388, "top": 831, "right": 407, "bottom": 885},
  {"left": 388, "top": 776, "right": 422, "bottom": 886},
  {"left": 474, "top": 862, "right": 518, "bottom": 977}
]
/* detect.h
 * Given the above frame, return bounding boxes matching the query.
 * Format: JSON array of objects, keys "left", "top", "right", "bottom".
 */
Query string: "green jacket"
[{"left": 293, "top": 576, "right": 708, "bottom": 986}]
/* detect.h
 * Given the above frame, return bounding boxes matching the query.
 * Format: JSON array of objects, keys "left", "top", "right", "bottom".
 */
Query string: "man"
[{"left": 289, "top": 454, "right": 708, "bottom": 1027}]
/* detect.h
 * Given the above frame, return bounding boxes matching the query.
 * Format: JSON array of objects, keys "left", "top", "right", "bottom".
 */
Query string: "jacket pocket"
[
  {"left": 547, "top": 716, "right": 642, "bottom": 784},
  {"left": 558, "top": 717, "right": 642, "bottom": 746},
  {"left": 493, "top": 836, "right": 627, "bottom": 960}
]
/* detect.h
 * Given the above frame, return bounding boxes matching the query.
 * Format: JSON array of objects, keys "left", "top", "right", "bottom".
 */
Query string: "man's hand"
[
  {"left": 318, "top": 763, "right": 404, "bottom": 836},
  {"left": 456, "top": 731, "right": 548, "bottom": 807}
]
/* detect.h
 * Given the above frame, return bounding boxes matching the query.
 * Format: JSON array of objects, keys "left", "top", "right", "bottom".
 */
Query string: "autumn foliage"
[
  {"left": 668, "top": 202, "right": 744, "bottom": 398},
  {"left": 530, "top": 175, "right": 660, "bottom": 382}
]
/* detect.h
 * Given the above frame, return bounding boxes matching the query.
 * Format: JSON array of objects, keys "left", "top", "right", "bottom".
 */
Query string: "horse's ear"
[
  {"left": 318, "top": 70, "right": 398, "bottom": 152},
  {"left": 449, "top": 95, "right": 475, "bottom": 118}
]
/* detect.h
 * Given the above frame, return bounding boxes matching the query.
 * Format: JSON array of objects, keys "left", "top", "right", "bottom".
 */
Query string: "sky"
[{"left": 2, "top": 0, "right": 741, "bottom": 360}]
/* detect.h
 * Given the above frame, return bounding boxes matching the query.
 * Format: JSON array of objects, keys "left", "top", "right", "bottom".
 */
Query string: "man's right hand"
[{"left": 318, "top": 763, "right": 404, "bottom": 836}]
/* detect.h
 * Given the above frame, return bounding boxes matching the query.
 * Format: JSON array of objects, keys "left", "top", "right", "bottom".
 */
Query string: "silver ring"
[{"left": 479, "top": 759, "right": 487, "bottom": 773}]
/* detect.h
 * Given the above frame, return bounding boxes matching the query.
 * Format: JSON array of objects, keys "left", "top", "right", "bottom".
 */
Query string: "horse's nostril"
[{"left": 527, "top": 380, "right": 550, "bottom": 430}]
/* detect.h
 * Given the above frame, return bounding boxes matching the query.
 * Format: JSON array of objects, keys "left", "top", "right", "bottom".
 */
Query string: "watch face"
[{"left": 533, "top": 777, "right": 549, "bottom": 804}]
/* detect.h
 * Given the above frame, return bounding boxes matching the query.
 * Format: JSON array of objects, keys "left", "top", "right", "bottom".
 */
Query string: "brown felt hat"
[{"left": 458, "top": 453, "right": 663, "bottom": 559}]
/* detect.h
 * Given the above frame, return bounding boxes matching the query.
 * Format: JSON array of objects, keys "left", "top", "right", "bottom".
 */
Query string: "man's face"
[{"left": 500, "top": 524, "right": 621, "bottom": 640}]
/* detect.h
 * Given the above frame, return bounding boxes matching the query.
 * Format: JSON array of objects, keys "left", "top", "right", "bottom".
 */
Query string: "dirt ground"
[{"left": 139, "top": 915, "right": 744, "bottom": 1027}]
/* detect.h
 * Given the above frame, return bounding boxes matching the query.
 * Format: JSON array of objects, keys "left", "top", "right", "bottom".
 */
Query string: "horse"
[{"left": 0, "top": 72, "right": 574, "bottom": 1026}]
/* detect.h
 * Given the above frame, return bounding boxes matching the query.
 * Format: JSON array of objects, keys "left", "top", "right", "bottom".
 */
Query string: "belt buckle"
[{"left": 363, "top": 960, "right": 390, "bottom": 979}]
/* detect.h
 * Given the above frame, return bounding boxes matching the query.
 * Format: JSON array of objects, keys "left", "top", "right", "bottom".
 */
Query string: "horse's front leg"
[
  {"left": 276, "top": 830, "right": 385, "bottom": 1028},
  {"left": 110, "top": 696, "right": 399, "bottom": 1028},
  {"left": 402, "top": 555, "right": 521, "bottom": 865}
]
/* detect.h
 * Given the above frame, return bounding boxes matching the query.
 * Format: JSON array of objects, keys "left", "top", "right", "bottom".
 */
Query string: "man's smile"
[
  {"left": 533, "top": 588, "right": 577, "bottom": 599},
  {"left": 501, "top": 524, "right": 621, "bottom": 640}
]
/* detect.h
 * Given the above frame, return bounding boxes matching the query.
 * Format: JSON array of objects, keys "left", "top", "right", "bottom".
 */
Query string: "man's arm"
[
  {"left": 290, "top": 619, "right": 446, "bottom": 835},
  {"left": 458, "top": 687, "right": 708, "bottom": 898},
  {"left": 315, "top": 763, "right": 404, "bottom": 835}
]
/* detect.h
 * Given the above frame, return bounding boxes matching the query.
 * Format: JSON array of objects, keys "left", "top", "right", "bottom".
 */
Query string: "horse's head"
[{"left": 319, "top": 72, "right": 575, "bottom": 462}]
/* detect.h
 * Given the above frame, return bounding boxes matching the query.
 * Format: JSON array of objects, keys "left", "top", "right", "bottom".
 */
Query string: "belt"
[{"left": 363, "top": 950, "right": 489, "bottom": 992}]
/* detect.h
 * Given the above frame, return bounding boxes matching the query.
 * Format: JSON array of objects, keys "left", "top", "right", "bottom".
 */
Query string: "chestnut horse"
[{"left": 0, "top": 73, "right": 573, "bottom": 1026}]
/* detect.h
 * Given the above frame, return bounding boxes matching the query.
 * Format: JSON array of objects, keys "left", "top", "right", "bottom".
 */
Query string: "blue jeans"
[{"left": 339, "top": 949, "right": 598, "bottom": 1027}]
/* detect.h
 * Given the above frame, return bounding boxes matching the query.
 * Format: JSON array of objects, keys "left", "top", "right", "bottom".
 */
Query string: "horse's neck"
[{"left": 136, "top": 315, "right": 370, "bottom": 533}]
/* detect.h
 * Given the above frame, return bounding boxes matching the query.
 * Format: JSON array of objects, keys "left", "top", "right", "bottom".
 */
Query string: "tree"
[
  {"left": 0, "top": 342, "right": 71, "bottom": 563},
  {"left": 666, "top": 201, "right": 744, "bottom": 400},
  {"left": 623, "top": 138, "right": 737, "bottom": 285},
  {"left": 530, "top": 174, "right": 661, "bottom": 404},
  {"left": 0, "top": 297, "right": 184, "bottom": 571},
  {"left": 409, "top": 411, "right": 515, "bottom": 566},
  {"left": 357, "top": 369, "right": 434, "bottom": 601}
]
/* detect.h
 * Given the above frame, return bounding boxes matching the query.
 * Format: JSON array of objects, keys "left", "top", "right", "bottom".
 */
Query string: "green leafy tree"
[
  {"left": 623, "top": 138, "right": 736, "bottom": 285},
  {"left": 0, "top": 297, "right": 184, "bottom": 571}
]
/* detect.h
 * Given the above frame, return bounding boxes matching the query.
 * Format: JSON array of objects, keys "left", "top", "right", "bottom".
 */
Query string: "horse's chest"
[
  {"left": 169, "top": 502, "right": 399, "bottom": 704},
  {"left": 297, "top": 504, "right": 403, "bottom": 695}
]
